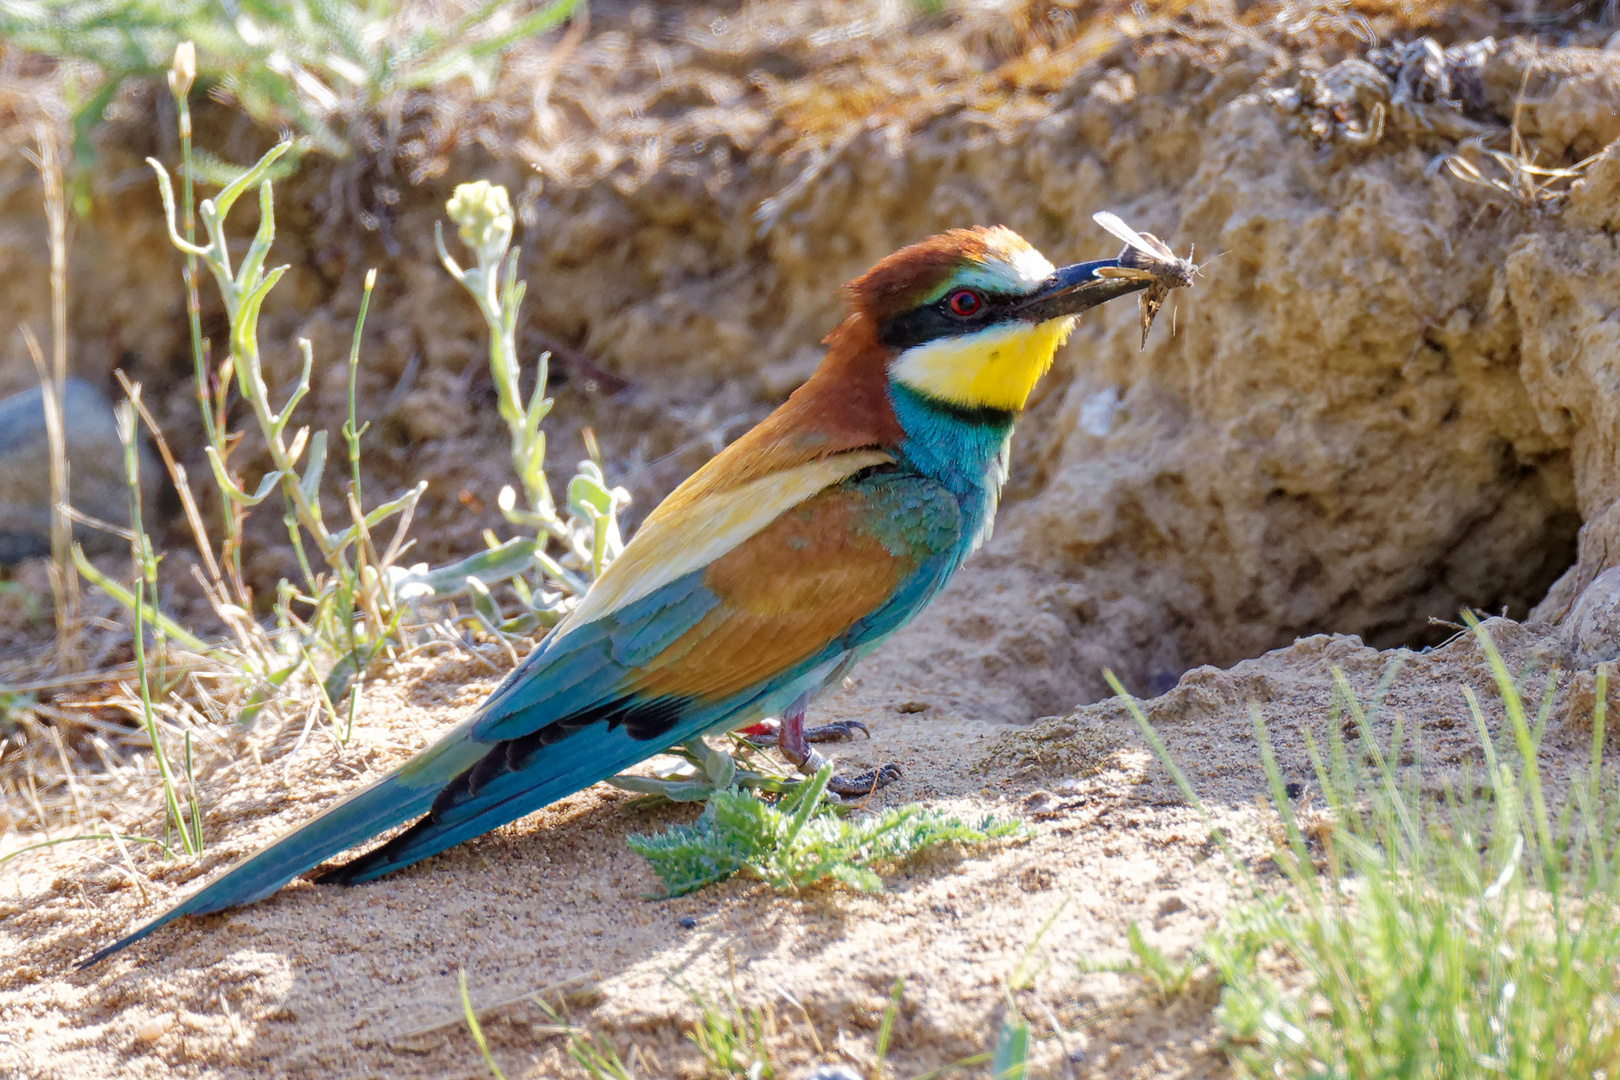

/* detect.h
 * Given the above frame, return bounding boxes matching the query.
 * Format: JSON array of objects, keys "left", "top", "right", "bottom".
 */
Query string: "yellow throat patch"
[{"left": 889, "top": 315, "right": 1076, "bottom": 412}]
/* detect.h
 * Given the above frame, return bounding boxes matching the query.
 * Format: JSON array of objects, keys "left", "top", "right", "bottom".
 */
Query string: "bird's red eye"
[{"left": 947, "top": 289, "right": 983, "bottom": 318}]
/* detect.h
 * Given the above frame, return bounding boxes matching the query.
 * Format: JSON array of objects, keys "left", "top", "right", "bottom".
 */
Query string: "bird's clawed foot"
[
  {"left": 807, "top": 719, "right": 871, "bottom": 744},
  {"left": 824, "top": 762, "right": 904, "bottom": 797},
  {"left": 790, "top": 747, "right": 903, "bottom": 796},
  {"left": 742, "top": 718, "right": 870, "bottom": 746}
]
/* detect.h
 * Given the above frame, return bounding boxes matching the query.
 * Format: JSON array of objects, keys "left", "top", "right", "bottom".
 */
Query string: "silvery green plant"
[
  {"left": 139, "top": 135, "right": 423, "bottom": 729},
  {"left": 385, "top": 180, "right": 629, "bottom": 634},
  {"left": 151, "top": 142, "right": 425, "bottom": 580},
  {"left": 71, "top": 44, "right": 428, "bottom": 732},
  {"left": 627, "top": 761, "right": 1028, "bottom": 898}
]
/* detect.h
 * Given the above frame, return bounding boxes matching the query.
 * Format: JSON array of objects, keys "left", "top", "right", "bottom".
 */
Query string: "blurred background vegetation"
[{"left": 2, "top": 0, "right": 581, "bottom": 176}]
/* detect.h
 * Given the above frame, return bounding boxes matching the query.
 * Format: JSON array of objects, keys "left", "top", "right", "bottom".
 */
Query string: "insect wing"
[
  {"left": 1093, "top": 211, "right": 1176, "bottom": 261},
  {"left": 1092, "top": 210, "right": 1148, "bottom": 251},
  {"left": 1092, "top": 211, "right": 1159, "bottom": 257},
  {"left": 1092, "top": 211, "right": 1198, "bottom": 349},
  {"left": 1139, "top": 285, "right": 1168, "bottom": 350}
]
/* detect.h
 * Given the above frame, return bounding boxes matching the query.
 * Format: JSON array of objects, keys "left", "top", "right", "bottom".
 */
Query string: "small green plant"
[
  {"left": 460, "top": 968, "right": 511, "bottom": 1080},
  {"left": 0, "top": 685, "right": 38, "bottom": 732},
  {"left": 871, "top": 977, "right": 904, "bottom": 1080},
  {"left": 1076, "top": 921, "right": 1202, "bottom": 1007},
  {"left": 509, "top": 973, "right": 968, "bottom": 1080},
  {"left": 986, "top": 900, "right": 1074, "bottom": 1080},
  {"left": 1108, "top": 620, "right": 1620, "bottom": 1079},
  {"left": 988, "top": 1015, "right": 1028, "bottom": 1080},
  {"left": 383, "top": 176, "right": 632, "bottom": 631},
  {"left": 675, "top": 976, "right": 777, "bottom": 1079},
  {"left": 0, "top": 830, "right": 174, "bottom": 870},
  {"left": 117, "top": 398, "right": 201, "bottom": 853},
  {"left": 628, "top": 761, "right": 1028, "bottom": 898},
  {"left": 533, "top": 999, "right": 639, "bottom": 1080}
]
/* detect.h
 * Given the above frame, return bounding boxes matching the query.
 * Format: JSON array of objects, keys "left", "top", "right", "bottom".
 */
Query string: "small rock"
[
  {"left": 896, "top": 700, "right": 930, "bottom": 713},
  {"left": 800, "top": 1067, "right": 862, "bottom": 1080},
  {"left": 1284, "top": 782, "right": 1303, "bottom": 799},
  {"left": 1567, "top": 567, "right": 1620, "bottom": 669},
  {"left": 0, "top": 379, "right": 157, "bottom": 565},
  {"left": 1018, "top": 865, "right": 1055, "bottom": 892},
  {"left": 1156, "top": 894, "right": 1187, "bottom": 917},
  {"left": 132, "top": 1011, "right": 173, "bottom": 1043},
  {"left": 1563, "top": 667, "right": 1619, "bottom": 735},
  {"left": 1020, "top": 789, "right": 1057, "bottom": 813},
  {"left": 678, "top": 916, "right": 697, "bottom": 929}
]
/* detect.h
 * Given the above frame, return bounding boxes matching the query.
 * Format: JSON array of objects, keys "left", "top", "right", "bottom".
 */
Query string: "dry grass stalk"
[
  {"left": 1443, "top": 68, "right": 1601, "bottom": 213},
  {"left": 18, "top": 123, "right": 78, "bottom": 665},
  {"left": 1443, "top": 131, "right": 1602, "bottom": 212}
]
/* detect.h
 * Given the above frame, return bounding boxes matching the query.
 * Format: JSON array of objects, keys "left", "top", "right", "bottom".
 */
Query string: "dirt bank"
[{"left": 2, "top": 2, "right": 1613, "bottom": 712}]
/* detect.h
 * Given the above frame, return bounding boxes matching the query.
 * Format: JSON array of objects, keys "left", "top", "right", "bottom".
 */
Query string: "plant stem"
[
  {"left": 134, "top": 572, "right": 195, "bottom": 856},
  {"left": 346, "top": 268, "right": 377, "bottom": 505},
  {"left": 174, "top": 73, "right": 213, "bottom": 451},
  {"left": 119, "top": 400, "right": 197, "bottom": 855}
]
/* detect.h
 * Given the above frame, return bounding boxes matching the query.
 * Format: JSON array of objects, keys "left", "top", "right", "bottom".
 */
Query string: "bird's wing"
[
  {"left": 538, "top": 448, "right": 893, "bottom": 651},
  {"left": 82, "top": 453, "right": 962, "bottom": 965}
]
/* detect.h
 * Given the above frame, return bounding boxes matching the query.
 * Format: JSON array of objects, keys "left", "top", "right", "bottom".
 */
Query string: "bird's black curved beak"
[{"left": 1013, "top": 258, "right": 1153, "bottom": 323}]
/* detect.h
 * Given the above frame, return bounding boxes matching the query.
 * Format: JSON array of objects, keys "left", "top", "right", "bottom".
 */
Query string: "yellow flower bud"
[{"left": 445, "top": 180, "right": 514, "bottom": 261}]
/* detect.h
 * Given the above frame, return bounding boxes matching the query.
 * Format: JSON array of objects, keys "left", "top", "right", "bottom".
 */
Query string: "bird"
[{"left": 82, "top": 222, "right": 1183, "bottom": 966}]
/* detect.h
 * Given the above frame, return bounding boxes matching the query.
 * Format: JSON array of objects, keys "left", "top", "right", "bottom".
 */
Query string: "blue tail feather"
[{"left": 78, "top": 734, "right": 483, "bottom": 967}]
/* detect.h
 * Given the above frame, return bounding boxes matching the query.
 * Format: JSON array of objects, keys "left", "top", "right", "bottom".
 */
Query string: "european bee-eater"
[{"left": 83, "top": 223, "right": 1187, "bottom": 965}]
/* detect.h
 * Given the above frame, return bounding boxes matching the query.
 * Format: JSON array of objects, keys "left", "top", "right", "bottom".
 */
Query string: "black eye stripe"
[{"left": 877, "top": 290, "right": 1020, "bottom": 350}]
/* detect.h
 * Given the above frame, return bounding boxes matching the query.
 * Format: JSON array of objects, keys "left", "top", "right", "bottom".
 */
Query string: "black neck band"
[{"left": 895, "top": 387, "right": 1017, "bottom": 429}]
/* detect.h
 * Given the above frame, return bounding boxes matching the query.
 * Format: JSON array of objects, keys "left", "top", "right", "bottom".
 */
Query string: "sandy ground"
[{"left": 1, "top": 605, "right": 1601, "bottom": 1079}]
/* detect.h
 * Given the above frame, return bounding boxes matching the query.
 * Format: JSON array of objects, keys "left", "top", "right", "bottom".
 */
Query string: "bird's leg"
[
  {"left": 777, "top": 695, "right": 813, "bottom": 764},
  {"left": 770, "top": 694, "right": 901, "bottom": 797}
]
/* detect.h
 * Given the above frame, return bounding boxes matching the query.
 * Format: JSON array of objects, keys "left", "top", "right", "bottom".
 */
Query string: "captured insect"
[{"left": 1091, "top": 211, "right": 1200, "bottom": 349}]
